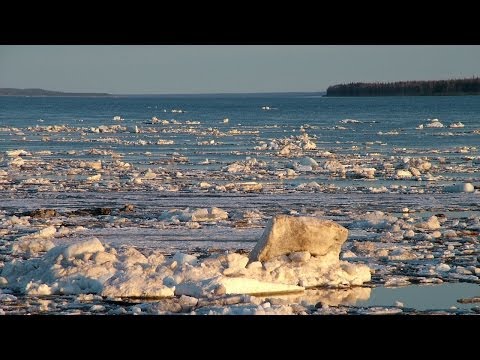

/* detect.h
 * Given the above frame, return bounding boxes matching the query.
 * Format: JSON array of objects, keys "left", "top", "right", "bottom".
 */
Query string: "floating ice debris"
[
  {"left": 348, "top": 166, "right": 376, "bottom": 179},
  {"left": 112, "top": 115, "right": 124, "bottom": 121},
  {"left": 199, "top": 181, "right": 212, "bottom": 189},
  {"left": 86, "top": 174, "right": 102, "bottom": 183},
  {"left": 22, "top": 178, "right": 51, "bottom": 185},
  {"left": 388, "top": 249, "right": 417, "bottom": 261},
  {"left": 223, "top": 118, "right": 229, "bottom": 123},
  {"left": 359, "top": 307, "right": 403, "bottom": 315},
  {"left": 339, "top": 119, "right": 361, "bottom": 124},
  {"left": 449, "top": 122, "right": 464, "bottom": 128},
  {"left": 436, "top": 263, "right": 451, "bottom": 272},
  {"left": 378, "top": 130, "right": 399, "bottom": 135},
  {"left": 159, "top": 207, "right": 228, "bottom": 222},
  {"left": 443, "top": 183, "right": 475, "bottom": 193},
  {"left": 29, "top": 225, "right": 57, "bottom": 239},
  {"left": 6, "top": 149, "right": 30, "bottom": 157},
  {"left": 323, "top": 160, "right": 346, "bottom": 175},
  {"left": 369, "top": 186, "right": 388, "bottom": 193},
  {"left": 416, "top": 215, "right": 441, "bottom": 230},
  {"left": 8, "top": 157, "right": 25, "bottom": 167},
  {"left": 0, "top": 294, "right": 17, "bottom": 302},
  {"left": 191, "top": 208, "right": 228, "bottom": 222},
  {"left": 237, "top": 182, "right": 263, "bottom": 192},
  {"left": 79, "top": 160, "right": 102, "bottom": 170},
  {"left": 457, "top": 296, "right": 480, "bottom": 304},
  {"left": 296, "top": 182, "right": 323, "bottom": 191},
  {"left": 143, "top": 168, "right": 156, "bottom": 179},
  {"left": 171, "top": 109, "right": 184, "bottom": 113},
  {"left": 261, "top": 106, "right": 271, "bottom": 110},
  {"left": 396, "top": 169, "right": 413, "bottom": 179},
  {"left": 156, "top": 139, "right": 174, "bottom": 145},
  {"left": 351, "top": 211, "right": 397, "bottom": 229},
  {"left": 425, "top": 118, "right": 444, "bottom": 128},
  {"left": 300, "top": 157, "right": 319, "bottom": 169}
]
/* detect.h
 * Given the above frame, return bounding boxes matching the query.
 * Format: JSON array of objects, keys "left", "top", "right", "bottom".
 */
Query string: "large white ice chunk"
[
  {"left": 249, "top": 215, "right": 348, "bottom": 263},
  {"left": 63, "top": 238, "right": 105, "bottom": 259}
]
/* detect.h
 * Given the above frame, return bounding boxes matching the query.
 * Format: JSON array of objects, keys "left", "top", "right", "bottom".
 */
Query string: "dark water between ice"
[
  {"left": 1, "top": 94, "right": 479, "bottom": 160},
  {"left": 357, "top": 283, "right": 480, "bottom": 311}
]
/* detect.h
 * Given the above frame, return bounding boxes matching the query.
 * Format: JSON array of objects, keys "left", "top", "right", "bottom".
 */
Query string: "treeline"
[
  {"left": 326, "top": 77, "right": 480, "bottom": 96},
  {"left": 0, "top": 88, "right": 111, "bottom": 97}
]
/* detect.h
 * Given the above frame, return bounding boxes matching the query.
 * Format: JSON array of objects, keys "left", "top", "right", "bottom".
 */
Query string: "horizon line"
[
  {"left": 114, "top": 90, "right": 327, "bottom": 96},
  {"left": 0, "top": 88, "right": 328, "bottom": 97}
]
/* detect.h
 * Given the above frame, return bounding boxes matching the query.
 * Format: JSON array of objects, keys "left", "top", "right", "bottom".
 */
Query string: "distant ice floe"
[
  {"left": 112, "top": 115, "right": 124, "bottom": 121},
  {"left": 377, "top": 130, "right": 399, "bottom": 135},
  {"left": 417, "top": 118, "right": 444, "bottom": 129},
  {"left": 449, "top": 122, "right": 465, "bottom": 128},
  {"left": 6, "top": 149, "right": 30, "bottom": 157},
  {"left": 150, "top": 117, "right": 170, "bottom": 125},
  {"left": 426, "top": 118, "right": 444, "bottom": 128},
  {"left": 339, "top": 119, "right": 362, "bottom": 124},
  {"left": 159, "top": 207, "right": 229, "bottom": 223}
]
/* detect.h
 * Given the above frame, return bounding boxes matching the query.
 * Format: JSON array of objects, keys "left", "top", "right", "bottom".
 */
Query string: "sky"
[{"left": 0, "top": 45, "right": 479, "bottom": 94}]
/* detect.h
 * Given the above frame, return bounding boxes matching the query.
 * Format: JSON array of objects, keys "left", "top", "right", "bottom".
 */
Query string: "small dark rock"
[
  {"left": 315, "top": 301, "right": 324, "bottom": 309},
  {"left": 120, "top": 204, "right": 135, "bottom": 213},
  {"left": 291, "top": 304, "right": 308, "bottom": 314},
  {"left": 21, "top": 208, "right": 58, "bottom": 218},
  {"left": 457, "top": 297, "right": 480, "bottom": 304},
  {"left": 96, "top": 208, "right": 112, "bottom": 216},
  {"left": 147, "top": 299, "right": 183, "bottom": 313},
  {"left": 69, "top": 207, "right": 112, "bottom": 216},
  {"left": 214, "top": 284, "right": 226, "bottom": 296}
]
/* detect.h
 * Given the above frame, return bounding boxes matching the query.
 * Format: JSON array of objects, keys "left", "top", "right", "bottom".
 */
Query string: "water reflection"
[
  {"left": 259, "top": 287, "right": 372, "bottom": 307},
  {"left": 356, "top": 283, "right": 480, "bottom": 311},
  {"left": 257, "top": 283, "right": 480, "bottom": 311}
]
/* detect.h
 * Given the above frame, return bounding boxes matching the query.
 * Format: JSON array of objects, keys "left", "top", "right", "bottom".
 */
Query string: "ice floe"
[{"left": 1, "top": 215, "right": 371, "bottom": 300}]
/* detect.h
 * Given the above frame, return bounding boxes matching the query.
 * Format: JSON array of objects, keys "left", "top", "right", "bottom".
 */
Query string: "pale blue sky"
[{"left": 0, "top": 45, "right": 479, "bottom": 94}]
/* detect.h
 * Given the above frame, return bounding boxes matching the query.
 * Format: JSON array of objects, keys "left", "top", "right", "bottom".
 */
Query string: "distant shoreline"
[
  {"left": 0, "top": 88, "right": 111, "bottom": 97},
  {"left": 0, "top": 88, "right": 327, "bottom": 98},
  {"left": 326, "top": 77, "right": 480, "bottom": 97}
]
